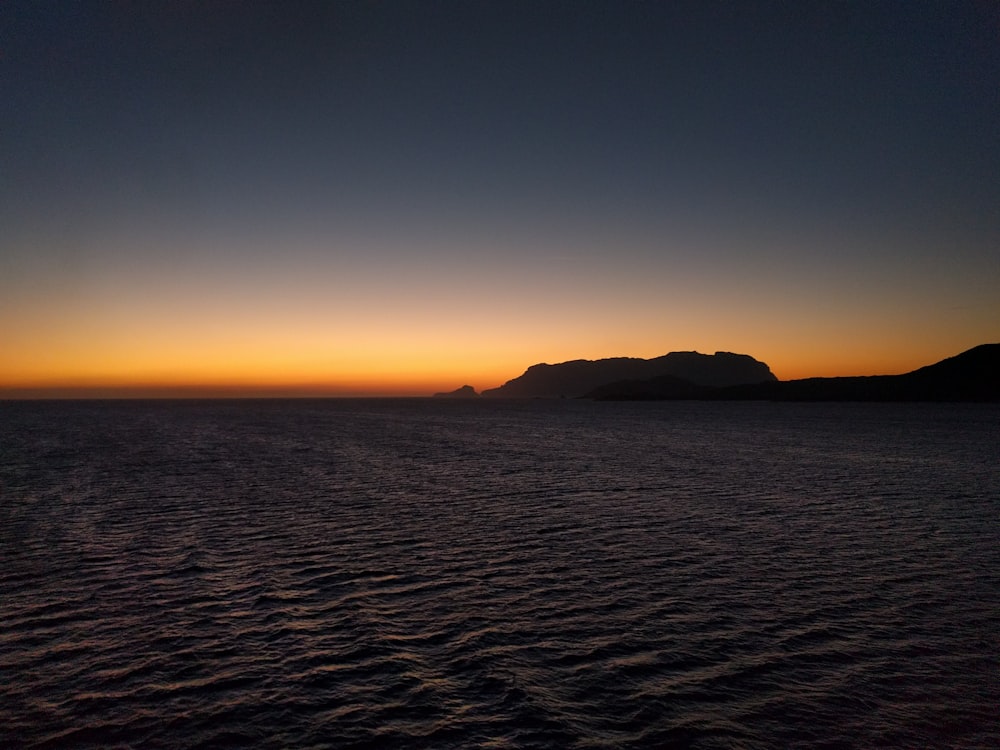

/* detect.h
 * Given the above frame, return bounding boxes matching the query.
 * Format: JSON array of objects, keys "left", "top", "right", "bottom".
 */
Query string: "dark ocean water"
[{"left": 1, "top": 398, "right": 998, "bottom": 749}]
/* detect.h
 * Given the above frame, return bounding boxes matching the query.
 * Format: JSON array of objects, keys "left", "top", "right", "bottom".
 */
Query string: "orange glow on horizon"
[
  {"left": 2, "top": 336, "right": 993, "bottom": 398},
  {"left": 2, "top": 242, "right": 995, "bottom": 398}
]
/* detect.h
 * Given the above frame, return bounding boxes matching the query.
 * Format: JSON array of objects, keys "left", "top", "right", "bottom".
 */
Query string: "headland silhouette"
[{"left": 439, "top": 345, "right": 1000, "bottom": 402}]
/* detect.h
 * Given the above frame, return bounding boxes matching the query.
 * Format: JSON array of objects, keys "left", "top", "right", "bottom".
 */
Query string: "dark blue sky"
[{"left": 3, "top": 1, "right": 999, "bottom": 392}]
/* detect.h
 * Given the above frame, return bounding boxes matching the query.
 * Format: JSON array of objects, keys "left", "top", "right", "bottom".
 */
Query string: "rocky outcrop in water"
[{"left": 433, "top": 385, "right": 480, "bottom": 398}]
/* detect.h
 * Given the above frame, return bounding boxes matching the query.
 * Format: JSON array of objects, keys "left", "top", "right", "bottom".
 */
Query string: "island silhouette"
[
  {"left": 481, "top": 351, "right": 776, "bottom": 399},
  {"left": 439, "top": 345, "right": 999, "bottom": 402}
]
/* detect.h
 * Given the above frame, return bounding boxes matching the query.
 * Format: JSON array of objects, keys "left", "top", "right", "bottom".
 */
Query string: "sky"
[{"left": 2, "top": 1, "right": 998, "bottom": 396}]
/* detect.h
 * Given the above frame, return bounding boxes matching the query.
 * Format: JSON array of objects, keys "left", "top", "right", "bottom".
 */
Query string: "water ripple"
[{"left": 1, "top": 399, "right": 998, "bottom": 748}]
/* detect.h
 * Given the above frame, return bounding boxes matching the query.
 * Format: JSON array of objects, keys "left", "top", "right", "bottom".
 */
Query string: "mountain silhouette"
[
  {"left": 480, "top": 351, "right": 776, "bottom": 399},
  {"left": 585, "top": 374, "right": 713, "bottom": 401},
  {"left": 588, "top": 344, "right": 999, "bottom": 402}
]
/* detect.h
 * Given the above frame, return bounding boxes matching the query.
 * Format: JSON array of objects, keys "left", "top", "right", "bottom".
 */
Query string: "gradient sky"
[{"left": 3, "top": 1, "right": 999, "bottom": 396}]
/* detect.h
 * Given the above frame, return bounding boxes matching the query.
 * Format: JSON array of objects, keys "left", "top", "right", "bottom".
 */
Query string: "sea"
[{"left": 1, "top": 398, "right": 998, "bottom": 749}]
